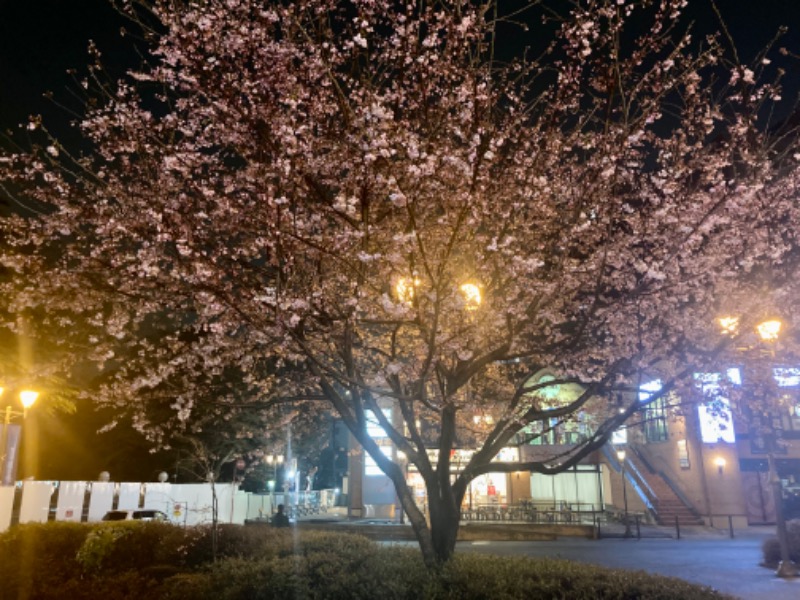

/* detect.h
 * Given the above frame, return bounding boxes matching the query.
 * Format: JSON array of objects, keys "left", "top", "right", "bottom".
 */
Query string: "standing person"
[
  {"left": 306, "top": 466, "right": 318, "bottom": 491},
  {"left": 271, "top": 504, "right": 290, "bottom": 527}
]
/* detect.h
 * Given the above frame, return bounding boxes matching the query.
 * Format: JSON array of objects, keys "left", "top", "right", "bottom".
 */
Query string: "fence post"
[
  {"left": 635, "top": 514, "right": 641, "bottom": 539},
  {"left": 675, "top": 515, "right": 681, "bottom": 539},
  {"left": 728, "top": 515, "right": 734, "bottom": 539},
  {"left": 594, "top": 512, "right": 601, "bottom": 539}
]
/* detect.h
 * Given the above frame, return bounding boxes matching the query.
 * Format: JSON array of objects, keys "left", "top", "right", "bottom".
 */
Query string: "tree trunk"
[
  {"left": 398, "top": 477, "right": 462, "bottom": 566},
  {"left": 395, "top": 473, "right": 462, "bottom": 567},
  {"left": 427, "top": 491, "right": 461, "bottom": 564},
  {"left": 210, "top": 480, "right": 219, "bottom": 562}
]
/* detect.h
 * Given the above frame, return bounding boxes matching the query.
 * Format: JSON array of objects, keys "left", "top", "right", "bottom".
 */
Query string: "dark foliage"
[
  {"left": 761, "top": 519, "right": 800, "bottom": 566},
  {"left": 0, "top": 522, "right": 735, "bottom": 600}
]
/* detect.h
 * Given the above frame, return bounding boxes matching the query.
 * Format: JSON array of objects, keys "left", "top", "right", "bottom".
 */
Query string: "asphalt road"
[{"left": 457, "top": 535, "right": 800, "bottom": 600}]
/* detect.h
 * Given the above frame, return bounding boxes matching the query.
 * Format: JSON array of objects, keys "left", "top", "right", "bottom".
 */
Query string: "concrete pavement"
[
  {"left": 297, "top": 513, "right": 798, "bottom": 599},
  {"left": 459, "top": 529, "right": 798, "bottom": 600}
]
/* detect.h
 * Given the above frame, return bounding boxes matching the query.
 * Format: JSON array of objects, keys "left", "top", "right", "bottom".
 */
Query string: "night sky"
[{"left": 2, "top": 0, "right": 800, "bottom": 481}]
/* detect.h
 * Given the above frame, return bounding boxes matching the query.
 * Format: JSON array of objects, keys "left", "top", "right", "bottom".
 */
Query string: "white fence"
[{"left": 0, "top": 480, "right": 339, "bottom": 532}]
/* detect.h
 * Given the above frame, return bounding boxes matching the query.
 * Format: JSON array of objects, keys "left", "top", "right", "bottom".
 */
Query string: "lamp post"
[
  {"left": 752, "top": 319, "right": 796, "bottom": 578},
  {"left": 616, "top": 447, "right": 631, "bottom": 538},
  {"left": 0, "top": 389, "right": 39, "bottom": 486},
  {"left": 720, "top": 317, "right": 796, "bottom": 578},
  {"left": 265, "top": 454, "right": 284, "bottom": 515}
]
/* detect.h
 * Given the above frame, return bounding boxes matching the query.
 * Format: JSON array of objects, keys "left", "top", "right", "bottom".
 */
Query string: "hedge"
[{"left": 0, "top": 522, "right": 734, "bottom": 600}]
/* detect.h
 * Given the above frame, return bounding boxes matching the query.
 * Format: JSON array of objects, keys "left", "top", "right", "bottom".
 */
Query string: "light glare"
[
  {"left": 19, "top": 390, "right": 38, "bottom": 409},
  {"left": 460, "top": 282, "right": 481, "bottom": 310},
  {"left": 756, "top": 319, "right": 781, "bottom": 341}
]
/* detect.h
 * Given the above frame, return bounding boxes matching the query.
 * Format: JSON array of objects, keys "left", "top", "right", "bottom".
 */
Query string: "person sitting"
[{"left": 271, "top": 503, "right": 290, "bottom": 527}]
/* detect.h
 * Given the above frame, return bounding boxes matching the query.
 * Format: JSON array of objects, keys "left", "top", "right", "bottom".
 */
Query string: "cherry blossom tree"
[{"left": 2, "top": 0, "right": 800, "bottom": 565}]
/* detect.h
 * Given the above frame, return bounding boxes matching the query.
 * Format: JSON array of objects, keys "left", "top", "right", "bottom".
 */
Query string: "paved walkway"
[
  {"left": 460, "top": 527, "right": 799, "bottom": 600},
  {"left": 299, "top": 513, "right": 798, "bottom": 599}
]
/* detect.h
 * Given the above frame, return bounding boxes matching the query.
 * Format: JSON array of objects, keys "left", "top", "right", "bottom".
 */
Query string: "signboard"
[
  {"left": 677, "top": 439, "right": 690, "bottom": 469},
  {"left": 0, "top": 424, "right": 22, "bottom": 486},
  {"left": 423, "top": 447, "right": 519, "bottom": 468}
]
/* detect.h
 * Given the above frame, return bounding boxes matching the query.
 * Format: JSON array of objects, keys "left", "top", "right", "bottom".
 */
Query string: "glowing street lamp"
[
  {"left": 719, "top": 316, "right": 796, "bottom": 577},
  {"left": 0, "top": 389, "right": 39, "bottom": 486},
  {"left": 19, "top": 390, "right": 39, "bottom": 412},
  {"left": 460, "top": 282, "right": 482, "bottom": 310},
  {"left": 718, "top": 316, "right": 740, "bottom": 336},
  {"left": 756, "top": 319, "right": 781, "bottom": 342},
  {"left": 754, "top": 319, "right": 796, "bottom": 578}
]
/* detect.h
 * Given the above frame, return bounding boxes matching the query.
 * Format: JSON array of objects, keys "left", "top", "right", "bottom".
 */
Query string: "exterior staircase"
[{"left": 625, "top": 447, "right": 704, "bottom": 527}]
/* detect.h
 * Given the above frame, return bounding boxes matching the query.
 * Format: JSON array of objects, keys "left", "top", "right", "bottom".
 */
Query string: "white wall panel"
[
  {"left": 56, "top": 481, "right": 87, "bottom": 521},
  {"left": 0, "top": 486, "right": 15, "bottom": 531},
  {"left": 87, "top": 481, "right": 115, "bottom": 521},
  {"left": 19, "top": 481, "right": 54, "bottom": 524},
  {"left": 117, "top": 482, "right": 141, "bottom": 510}
]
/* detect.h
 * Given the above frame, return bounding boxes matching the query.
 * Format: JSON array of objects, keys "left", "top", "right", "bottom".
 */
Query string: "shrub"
[
  {"left": 163, "top": 539, "right": 428, "bottom": 600},
  {"left": 76, "top": 521, "right": 187, "bottom": 574},
  {"left": 761, "top": 519, "right": 800, "bottom": 567},
  {"left": 1, "top": 523, "right": 735, "bottom": 600},
  {"left": 181, "top": 523, "right": 282, "bottom": 565},
  {"left": 434, "top": 554, "right": 733, "bottom": 600},
  {"left": 0, "top": 522, "right": 91, "bottom": 597},
  {"left": 163, "top": 538, "right": 729, "bottom": 600}
]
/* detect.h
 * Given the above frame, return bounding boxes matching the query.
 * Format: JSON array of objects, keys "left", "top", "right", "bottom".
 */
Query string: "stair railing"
[
  {"left": 601, "top": 444, "right": 655, "bottom": 514},
  {"left": 631, "top": 445, "right": 702, "bottom": 521},
  {"left": 624, "top": 454, "right": 657, "bottom": 502}
]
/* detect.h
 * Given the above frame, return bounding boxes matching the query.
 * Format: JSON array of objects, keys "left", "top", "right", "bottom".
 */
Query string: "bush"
[
  {"left": 163, "top": 539, "right": 730, "bottom": 600},
  {"left": 0, "top": 522, "right": 91, "bottom": 598},
  {"left": 1, "top": 522, "right": 735, "bottom": 600},
  {"left": 76, "top": 521, "right": 187, "bottom": 574},
  {"left": 181, "top": 523, "right": 282, "bottom": 565},
  {"left": 434, "top": 554, "right": 733, "bottom": 600},
  {"left": 163, "top": 536, "right": 427, "bottom": 600},
  {"left": 761, "top": 519, "right": 800, "bottom": 566}
]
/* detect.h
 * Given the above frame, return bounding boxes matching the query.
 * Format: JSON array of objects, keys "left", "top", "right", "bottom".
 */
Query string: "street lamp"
[
  {"left": 719, "top": 316, "right": 796, "bottom": 578},
  {"left": 0, "top": 389, "right": 39, "bottom": 486},
  {"left": 265, "top": 454, "right": 284, "bottom": 515},
  {"left": 616, "top": 447, "right": 632, "bottom": 538},
  {"left": 754, "top": 319, "right": 796, "bottom": 578}
]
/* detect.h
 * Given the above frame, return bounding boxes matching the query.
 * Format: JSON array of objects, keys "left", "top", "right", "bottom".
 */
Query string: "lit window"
[
  {"left": 774, "top": 367, "right": 800, "bottom": 387},
  {"left": 364, "top": 446, "right": 394, "bottom": 476},
  {"left": 366, "top": 409, "right": 392, "bottom": 438},
  {"left": 639, "top": 380, "right": 668, "bottom": 443},
  {"left": 695, "top": 372, "right": 736, "bottom": 443},
  {"left": 639, "top": 380, "right": 662, "bottom": 403},
  {"left": 611, "top": 428, "right": 628, "bottom": 445}
]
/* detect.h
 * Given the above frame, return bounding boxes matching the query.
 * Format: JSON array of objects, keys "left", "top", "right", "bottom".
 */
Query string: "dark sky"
[
  {"left": 3, "top": 0, "right": 800, "bottom": 137},
  {"left": 2, "top": 0, "right": 800, "bottom": 481},
  {"left": 0, "top": 0, "right": 135, "bottom": 140}
]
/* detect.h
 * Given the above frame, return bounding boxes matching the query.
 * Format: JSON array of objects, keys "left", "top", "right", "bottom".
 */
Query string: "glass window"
[
  {"left": 519, "top": 374, "right": 592, "bottom": 445},
  {"left": 774, "top": 367, "right": 800, "bottom": 430},
  {"left": 639, "top": 380, "right": 668, "bottom": 442},
  {"left": 364, "top": 446, "right": 393, "bottom": 476},
  {"left": 774, "top": 367, "right": 800, "bottom": 387},
  {"left": 695, "top": 372, "right": 736, "bottom": 443},
  {"left": 365, "top": 409, "right": 392, "bottom": 438}
]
